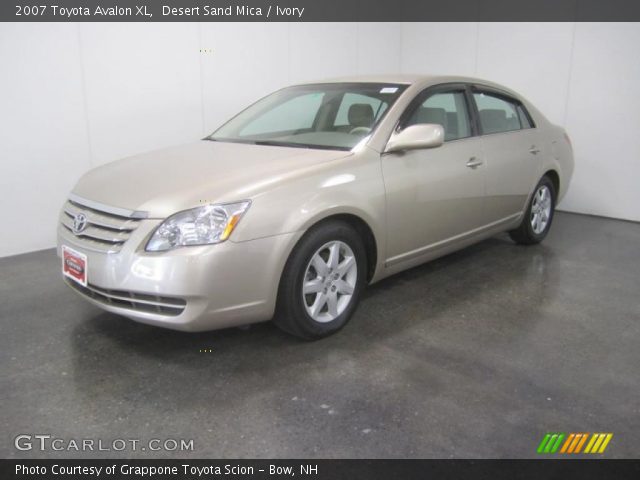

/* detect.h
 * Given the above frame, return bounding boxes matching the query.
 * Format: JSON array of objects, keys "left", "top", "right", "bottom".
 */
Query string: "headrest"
[
  {"left": 414, "top": 107, "right": 447, "bottom": 127},
  {"left": 348, "top": 103, "right": 375, "bottom": 127},
  {"left": 479, "top": 109, "right": 507, "bottom": 134}
]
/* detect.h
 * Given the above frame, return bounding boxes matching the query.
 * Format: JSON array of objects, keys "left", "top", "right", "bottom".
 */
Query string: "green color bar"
[
  {"left": 544, "top": 434, "right": 559, "bottom": 453},
  {"left": 537, "top": 434, "right": 552, "bottom": 453},
  {"left": 550, "top": 433, "right": 565, "bottom": 453}
]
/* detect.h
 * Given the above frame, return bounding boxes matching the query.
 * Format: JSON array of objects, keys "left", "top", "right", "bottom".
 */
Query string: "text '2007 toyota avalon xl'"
[{"left": 58, "top": 75, "right": 574, "bottom": 339}]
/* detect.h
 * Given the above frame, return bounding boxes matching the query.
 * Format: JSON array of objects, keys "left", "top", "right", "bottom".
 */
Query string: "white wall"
[
  {"left": 1, "top": 22, "right": 638, "bottom": 257},
  {"left": 560, "top": 23, "right": 640, "bottom": 221},
  {"left": 401, "top": 22, "right": 640, "bottom": 223},
  {"left": 1, "top": 24, "right": 91, "bottom": 258},
  {"left": 0, "top": 22, "right": 401, "bottom": 257}
]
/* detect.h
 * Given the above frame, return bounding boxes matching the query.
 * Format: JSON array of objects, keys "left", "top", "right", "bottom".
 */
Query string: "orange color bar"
[
  {"left": 560, "top": 434, "right": 575, "bottom": 454},
  {"left": 574, "top": 433, "right": 589, "bottom": 453},
  {"left": 567, "top": 434, "right": 582, "bottom": 453}
]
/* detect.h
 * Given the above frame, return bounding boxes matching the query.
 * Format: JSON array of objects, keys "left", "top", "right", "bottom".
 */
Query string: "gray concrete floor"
[{"left": 1, "top": 212, "right": 639, "bottom": 459}]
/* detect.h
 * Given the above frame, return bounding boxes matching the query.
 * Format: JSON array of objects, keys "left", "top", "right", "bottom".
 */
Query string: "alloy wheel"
[
  {"left": 302, "top": 240, "right": 358, "bottom": 323},
  {"left": 531, "top": 184, "right": 552, "bottom": 234}
]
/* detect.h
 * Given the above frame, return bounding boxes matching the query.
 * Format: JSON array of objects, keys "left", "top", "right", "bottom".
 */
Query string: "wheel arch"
[
  {"left": 318, "top": 213, "right": 378, "bottom": 283},
  {"left": 285, "top": 211, "right": 379, "bottom": 284},
  {"left": 543, "top": 169, "right": 560, "bottom": 197}
]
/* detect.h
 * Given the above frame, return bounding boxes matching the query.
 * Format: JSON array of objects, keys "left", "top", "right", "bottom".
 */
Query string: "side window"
[
  {"left": 240, "top": 92, "right": 324, "bottom": 136},
  {"left": 334, "top": 93, "right": 387, "bottom": 128},
  {"left": 405, "top": 91, "right": 471, "bottom": 141},
  {"left": 473, "top": 92, "right": 523, "bottom": 135}
]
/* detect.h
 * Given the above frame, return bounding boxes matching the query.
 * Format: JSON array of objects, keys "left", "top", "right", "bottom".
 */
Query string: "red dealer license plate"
[{"left": 62, "top": 245, "right": 87, "bottom": 287}]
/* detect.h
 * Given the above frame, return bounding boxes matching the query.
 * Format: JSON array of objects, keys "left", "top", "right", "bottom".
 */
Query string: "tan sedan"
[{"left": 58, "top": 75, "right": 574, "bottom": 338}]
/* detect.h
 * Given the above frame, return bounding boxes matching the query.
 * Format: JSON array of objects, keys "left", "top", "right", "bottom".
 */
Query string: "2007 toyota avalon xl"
[{"left": 58, "top": 75, "right": 574, "bottom": 339}]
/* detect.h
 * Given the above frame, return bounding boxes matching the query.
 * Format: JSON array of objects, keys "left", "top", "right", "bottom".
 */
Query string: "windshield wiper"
[
  {"left": 253, "top": 140, "right": 347, "bottom": 151},
  {"left": 203, "top": 138, "right": 348, "bottom": 151},
  {"left": 253, "top": 140, "right": 310, "bottom": 148}
]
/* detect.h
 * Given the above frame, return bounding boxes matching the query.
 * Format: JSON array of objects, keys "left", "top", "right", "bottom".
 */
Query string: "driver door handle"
[
  {"left": 466, "top": 157, "right": 483, "bottom": 169},
  {"left": 529, "top": 146, "right": 541, "bottom": 155}
]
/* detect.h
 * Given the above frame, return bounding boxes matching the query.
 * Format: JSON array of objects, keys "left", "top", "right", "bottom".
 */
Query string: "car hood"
[{"left": 72, "top": 141, "right": 352, "bottom": 218}]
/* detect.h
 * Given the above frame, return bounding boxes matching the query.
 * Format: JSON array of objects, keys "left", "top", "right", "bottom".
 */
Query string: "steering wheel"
[{"left": 349, "top": 126, "right": 372, "bottom": 135}]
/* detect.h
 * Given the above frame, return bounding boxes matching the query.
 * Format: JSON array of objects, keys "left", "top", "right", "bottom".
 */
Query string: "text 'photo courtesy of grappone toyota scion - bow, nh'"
[{"left": 58, "top": 75, "right": 574, "bottom": 339}]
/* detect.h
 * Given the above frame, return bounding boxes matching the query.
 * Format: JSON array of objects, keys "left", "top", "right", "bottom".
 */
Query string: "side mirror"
[{"left": 385, "top": 124, "right": 444, "bottom": 153}]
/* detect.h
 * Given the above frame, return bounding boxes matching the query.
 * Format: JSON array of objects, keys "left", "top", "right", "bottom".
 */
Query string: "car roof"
[{"left": 295, "top": 74, "right": 520, "bottom": 96}]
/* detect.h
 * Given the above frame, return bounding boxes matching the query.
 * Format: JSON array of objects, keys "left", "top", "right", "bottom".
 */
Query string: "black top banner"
[{"left": 4, "top": 0, "right": 640, "bottom": 22}]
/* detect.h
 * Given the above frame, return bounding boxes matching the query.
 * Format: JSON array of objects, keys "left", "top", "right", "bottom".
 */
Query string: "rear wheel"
[
  {"left": 274, "top": 221, "right": 366, "bottom": 339},
  {"left": 509, "top": 175, "right": 556, "bottom": 245}
]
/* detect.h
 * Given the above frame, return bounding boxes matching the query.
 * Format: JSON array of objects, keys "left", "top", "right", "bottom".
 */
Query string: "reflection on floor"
[{"left": 1, "top": 212, "right": 639, "bottom": 458}]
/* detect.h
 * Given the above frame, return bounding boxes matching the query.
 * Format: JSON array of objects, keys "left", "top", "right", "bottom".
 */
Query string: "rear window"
[{"left": 473, "top": 92, "right": 523, "bottom": 135}]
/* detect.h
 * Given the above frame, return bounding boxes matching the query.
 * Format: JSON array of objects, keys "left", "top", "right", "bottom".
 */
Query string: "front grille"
[
  {"left": 60, "top": 199, "right": 141, "bottom": 253},
  {"left": 66, "top": 278, "right": 186, "bottom": 316}
]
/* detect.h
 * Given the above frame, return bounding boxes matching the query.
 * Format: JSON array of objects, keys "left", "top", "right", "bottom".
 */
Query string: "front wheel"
[
  {"left": 509, "top": 175, "right": 556, "bottom": 245},
  {"left": 274, "top": 221, "right": 367, "bottom": 339}
]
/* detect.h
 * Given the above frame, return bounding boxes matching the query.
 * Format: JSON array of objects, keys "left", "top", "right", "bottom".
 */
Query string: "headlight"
[{"left": 145, "top": 201, "right": 251, "bottom": 252}]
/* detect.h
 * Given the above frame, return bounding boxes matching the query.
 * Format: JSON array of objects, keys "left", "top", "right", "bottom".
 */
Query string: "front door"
[{"left": 382, "top": 87, "right": 486, "bottom": 266}]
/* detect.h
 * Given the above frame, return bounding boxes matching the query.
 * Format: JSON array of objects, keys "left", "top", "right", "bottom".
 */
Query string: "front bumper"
[{"left": 57, "top": 219, "right": 300, "bottom": 331}]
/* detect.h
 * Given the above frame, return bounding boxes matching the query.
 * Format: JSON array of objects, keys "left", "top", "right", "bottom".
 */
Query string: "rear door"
[{"left": 471, "top": 87, "right": 541, "bottom": 224}]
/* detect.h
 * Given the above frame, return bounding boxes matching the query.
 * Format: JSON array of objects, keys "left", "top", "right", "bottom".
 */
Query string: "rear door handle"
[
  {"left": 529, "top": 146, "right": 541, "bottom": 155},
  {"left": 466, "top": 157, "right": 483, "bottom": 168}
]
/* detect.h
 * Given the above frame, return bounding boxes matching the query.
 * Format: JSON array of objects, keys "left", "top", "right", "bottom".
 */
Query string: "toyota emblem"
[{"left": 72, "top": 213, "right": 88, "bottom": 234}]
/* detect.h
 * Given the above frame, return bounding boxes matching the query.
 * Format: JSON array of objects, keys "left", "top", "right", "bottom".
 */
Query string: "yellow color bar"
[
  {"left": 590, "top": 434, "right": 606, "bottom": 453},
  {"left": 584, "top": 434, "right": 598, "bottom": 453},
  {"left": 598, "top": 434, "right": 613, "bottom": 453}
]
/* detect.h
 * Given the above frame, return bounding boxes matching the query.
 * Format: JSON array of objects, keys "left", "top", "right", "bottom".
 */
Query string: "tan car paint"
[{"left": 58, "top": 75, "right": 574, "bottom": 331}]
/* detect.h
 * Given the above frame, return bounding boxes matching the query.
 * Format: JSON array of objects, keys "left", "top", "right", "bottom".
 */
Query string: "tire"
[
  {"left": 274, "top": 221, "right": 367, "bottom": 340},
  {"left": 509, "top": 175, "right": 556, "bottom": 245}
]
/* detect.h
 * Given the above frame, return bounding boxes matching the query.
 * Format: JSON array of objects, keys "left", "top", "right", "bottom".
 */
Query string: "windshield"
[{"left": 208, "top": 83, "right": 407, "bottom": 150}]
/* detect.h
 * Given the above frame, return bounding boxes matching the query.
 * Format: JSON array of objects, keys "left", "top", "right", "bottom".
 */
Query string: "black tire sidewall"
[{"left": 277, "top": 222, "right": 367, "bottom": 339}]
